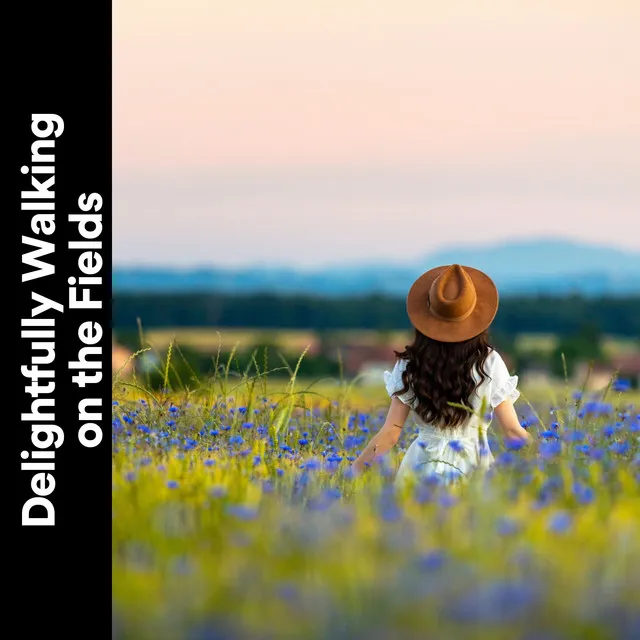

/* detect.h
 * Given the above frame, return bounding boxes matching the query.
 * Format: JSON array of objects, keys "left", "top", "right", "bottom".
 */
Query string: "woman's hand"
[{"left": 350, "top": 398, "right": 409, "bottom": 472}]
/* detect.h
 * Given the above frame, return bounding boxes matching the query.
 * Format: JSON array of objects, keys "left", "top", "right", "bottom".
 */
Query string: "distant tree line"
[{"left": 112, "top": 292, "right": 640, "bottom": 337}]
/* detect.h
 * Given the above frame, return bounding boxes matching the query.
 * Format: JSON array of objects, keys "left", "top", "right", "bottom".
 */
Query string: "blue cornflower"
[
  {"left": 448, "top": 440, "right": 465, "bottom": 453},
  {"left": 609, "top": 441, "right": 629, "bottom": 455},
  {"left": 547, "top": 511, "right": 572, "bottom": 533},
  {"left": 505, "top": 437, "right": 527, "bottom": 451},
  {"left": 574, "top": 483, "right": 595, "bottom": 505},
  {"left": 539, "top": 440, "right": 562, "bottom": 459},
  {"left": 496, "top": 517, "right": 519, "bottom": 536},
  {"left": 226, "top": 505, "right": 257, "bottom": 520},
  {"left": 242, "top": 422, "right": 254, "bottom": 429},
  {"left": 496, "top": 451, "right": 516, "bottom": 466},
  {"left": 418, "top": 550, "right": 447, "bottom": 571},
  {"left": 438, "top": 493, "right": 457, "bottom": 508},
  {"left": 204, "top": 460, "right": 215, "bottom": 467},
  {"left": 613, "top": 379, "right": 631, "bottom": 393},
  {"left": 167, "top": 480, "right": 179, "bottom": 489}
]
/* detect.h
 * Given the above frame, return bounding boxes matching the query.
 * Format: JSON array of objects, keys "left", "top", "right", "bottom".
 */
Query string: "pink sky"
[{"left": 113, "top": 1, "right": 640, "bottom": 267}]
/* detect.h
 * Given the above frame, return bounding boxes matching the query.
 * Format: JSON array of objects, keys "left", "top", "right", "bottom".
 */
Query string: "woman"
[{"left": 351, "top": 263, "right": 531, "bottom": 484}]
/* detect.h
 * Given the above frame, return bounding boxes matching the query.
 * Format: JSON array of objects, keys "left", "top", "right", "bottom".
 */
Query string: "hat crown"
[{"left": 428, "top": 264, "right": 477, "bottom": 323}]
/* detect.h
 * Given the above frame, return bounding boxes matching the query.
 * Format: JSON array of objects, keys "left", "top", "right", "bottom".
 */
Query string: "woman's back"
[
  {"left": 385, "top": 348, "right": 520, "bottom": 484},
  {"left": 385, "top": 348, "right": 519, "bottom": 436}
]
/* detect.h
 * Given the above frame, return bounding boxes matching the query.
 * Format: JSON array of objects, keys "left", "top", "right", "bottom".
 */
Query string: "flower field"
[{"left": 112, "top": 369, "right": 640, "bottom": 640}]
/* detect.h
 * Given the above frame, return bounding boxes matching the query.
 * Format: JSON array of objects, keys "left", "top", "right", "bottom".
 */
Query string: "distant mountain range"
[{"left": 113, "top": 239, "right": 640, "bottom": 297}]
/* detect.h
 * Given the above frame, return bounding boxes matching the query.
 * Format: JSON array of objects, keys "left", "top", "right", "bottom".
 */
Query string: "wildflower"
[
  {"left": 438, "top": 492, "right": 457, "bottom": 508},
  {"left": 547, "top": 511, "right": 572, "bottom": 534},
  {"left": 167, "top": 480, "right": 179, "bottom": 489},
  {"left": 448, "top": 440, "right": 465, "bottom": 453},
  {"left": 226, "top": 504, "right": 257, "bottom": 520},
  {"left": 496, "top": 517, "right": 519, "bottom": 536},
  {"left": 573, "top": 483, "right": 595, "bottom": 505},
  {"left": 418, "top": 550, "right": 447, "bottom": 571},
  {"left": 204, "top": 460, "right": 215, "bottom": 467},
  {"left": 609, "top": 441, "right": 630, "bottom": 455},
  {"left": 125, "top": 471, "right": 135, "bottom": 482},
  {"left": 613, "top": 379, "right": 631, "bottom": 393},
  {"left": 242, "top": 422, "right": 254, "bottom": 429},
  {"left": 496, "top": 451, "right": 516, "bottom": 466},
  {"left": 505, "top": 437, "right": 527, "bottom": 451},
  {"left": 539, "top": 440, "right": 562, "bottom": 459}
]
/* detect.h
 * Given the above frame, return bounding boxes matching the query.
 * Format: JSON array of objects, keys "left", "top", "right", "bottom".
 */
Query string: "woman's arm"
[
  {"left": 351, "top": 397, "right": 410, "bottom": 474},
  {"left": 493, "top": 399, "right": 531, "bottom": 444}
]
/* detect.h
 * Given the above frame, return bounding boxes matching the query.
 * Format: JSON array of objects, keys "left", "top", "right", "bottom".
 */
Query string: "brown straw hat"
[{"left": 406, "top": 264, "right": 499, "bottom": 342}]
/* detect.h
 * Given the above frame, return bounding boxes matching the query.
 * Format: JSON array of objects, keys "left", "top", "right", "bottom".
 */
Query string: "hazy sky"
[{"left": 114, "top": 0, "right": 640, "bottom": 268}]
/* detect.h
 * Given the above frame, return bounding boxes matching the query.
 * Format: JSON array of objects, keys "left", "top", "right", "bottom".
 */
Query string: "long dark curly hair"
[{"left": 393, "top": 328, "right": 493, "bottom": 429}]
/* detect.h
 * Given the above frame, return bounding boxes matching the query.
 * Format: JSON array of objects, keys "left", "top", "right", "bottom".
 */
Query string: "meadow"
[{"left": 112, "top": 349, "right": 640, "bottom": 640}]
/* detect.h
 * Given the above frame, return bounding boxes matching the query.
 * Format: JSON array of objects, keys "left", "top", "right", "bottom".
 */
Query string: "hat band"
[{"left": 428, "top": 297, "right": 476, "bottom": 323}]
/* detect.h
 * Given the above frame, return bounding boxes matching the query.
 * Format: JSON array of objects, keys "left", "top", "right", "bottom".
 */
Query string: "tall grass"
[{"left": 112, "top": 340, "right": 640, "bottom": 640}]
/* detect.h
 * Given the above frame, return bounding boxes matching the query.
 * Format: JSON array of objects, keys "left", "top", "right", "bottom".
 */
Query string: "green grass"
[{"left": 112, "top": 348, "right": 640, "bottom": 640}]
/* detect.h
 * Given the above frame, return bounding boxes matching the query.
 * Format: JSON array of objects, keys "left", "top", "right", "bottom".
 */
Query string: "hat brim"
[{"left": 406, "top": 265, "right": 499, "bottom": 343}]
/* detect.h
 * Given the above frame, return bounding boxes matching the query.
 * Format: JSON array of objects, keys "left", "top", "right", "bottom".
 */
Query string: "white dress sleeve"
[
  {"left": 489, "top": 351, "right": 520, "bottom": 408},
  {"left": 383, "top": 358, "right": 415, "bottom": 407}
]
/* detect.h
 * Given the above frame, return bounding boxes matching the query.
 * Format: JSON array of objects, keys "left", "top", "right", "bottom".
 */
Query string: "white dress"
[{"left": 384, "top": 349, "right": 520, "bottom": 486}]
